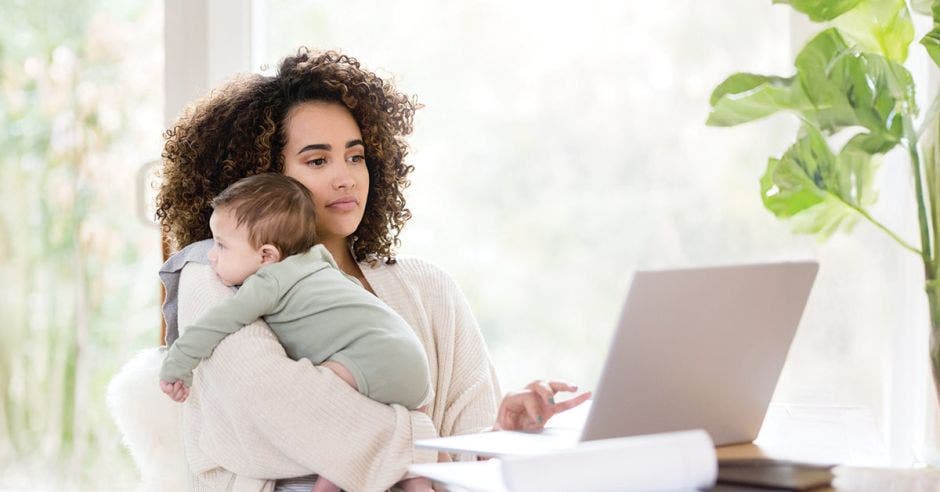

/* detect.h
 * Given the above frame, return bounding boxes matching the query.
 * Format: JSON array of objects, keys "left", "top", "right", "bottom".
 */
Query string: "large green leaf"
[
  {"left": 773, "top": 0, "right": 862, "bottom": 21},
  {"left": 708, "top": 28, "right": 915, "bottom": 146},
  {"left": 835, "top": 134, "right": 884, "bottom": 208},
  {"left": 819, "top": 43, "right": 914, "bottom": 142},
  {"left": 833, "top": 0, "right": 914, "bottom": 62},
  {"left": 920, "top": 0, "right": 940, "bottom": 68},
  {"left": 706, "top": 73, "right": 797, "bottom": 126},
  {"left": 760, "top": 125, "right": 882, "bottom": 237},
  {"left": 791, "top": 29, "right": 859, "bottom": 131}
]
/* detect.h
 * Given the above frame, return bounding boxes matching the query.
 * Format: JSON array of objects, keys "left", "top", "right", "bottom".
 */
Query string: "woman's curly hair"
[{"left": 156, "top": 48, "right": 417, "bottom": 264}]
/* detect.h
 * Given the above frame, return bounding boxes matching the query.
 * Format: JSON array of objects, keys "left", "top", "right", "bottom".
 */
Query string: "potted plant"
[{"left": 707, "top": 0, "right": 940, "bottom": 455}]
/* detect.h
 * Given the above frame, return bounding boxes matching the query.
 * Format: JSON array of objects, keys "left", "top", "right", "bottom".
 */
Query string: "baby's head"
[{"left": 207, "top": 173, "right": 319, "bottom": 286}]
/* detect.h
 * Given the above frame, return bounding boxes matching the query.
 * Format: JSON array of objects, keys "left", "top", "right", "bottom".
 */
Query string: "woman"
[{"left": 151, "top": 48, "right": 588, "bottom": 491}]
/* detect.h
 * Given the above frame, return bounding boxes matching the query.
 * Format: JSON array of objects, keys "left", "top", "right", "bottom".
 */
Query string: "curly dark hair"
[{"left": 155, "top": 48, "right": 418, "bottom": 264}]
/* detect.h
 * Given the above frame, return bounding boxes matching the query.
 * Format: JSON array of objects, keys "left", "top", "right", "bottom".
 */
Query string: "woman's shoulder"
[
  {"left": 367, "top": 255, "right": 459, "bottom": 289},
  {"left": 361, "top": 255, "right": 467, "bottom": 316}
]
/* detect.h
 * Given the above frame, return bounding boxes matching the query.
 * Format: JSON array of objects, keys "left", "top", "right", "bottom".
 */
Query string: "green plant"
[{"left": 707, "top": 0, "right": 940, "bottom": 405}]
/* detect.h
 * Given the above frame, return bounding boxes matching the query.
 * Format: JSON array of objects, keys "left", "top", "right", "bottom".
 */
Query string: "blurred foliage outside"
[
  {"left": 0, "top": 1, "right": 930, "bottom": 489},
  {"left": 0, "top": 0, "right": 162, "bottom": 489},
  {"left": 263, "top": 1, "right": 918, "bottom": 442}
]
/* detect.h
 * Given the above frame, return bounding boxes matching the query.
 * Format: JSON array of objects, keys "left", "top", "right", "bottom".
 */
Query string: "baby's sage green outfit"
[{"left": 159, "top": 244, "right": 431, "bottom": 409}]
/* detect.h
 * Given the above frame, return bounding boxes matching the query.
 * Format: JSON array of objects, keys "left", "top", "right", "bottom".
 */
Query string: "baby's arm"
[{"left": 159, "top": 273, "right": 279, "bottom": 390}]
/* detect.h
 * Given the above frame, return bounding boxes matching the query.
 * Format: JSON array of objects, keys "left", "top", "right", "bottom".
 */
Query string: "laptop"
[{"left": 416, "top": 261, "right": 819, "bottom": 457}]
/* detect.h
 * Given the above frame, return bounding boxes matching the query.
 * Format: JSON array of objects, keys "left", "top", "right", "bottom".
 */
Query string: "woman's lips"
[{"left": 326, "top": 197, "right": 359, "bottom": 211}]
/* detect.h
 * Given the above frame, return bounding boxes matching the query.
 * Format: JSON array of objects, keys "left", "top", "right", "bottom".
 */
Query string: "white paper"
[
  {"left": 501, "top": 429, "right": 716, "bottom": 492},
  {"left": 409, "top": 429, "right": 716, "bottom": 492},
  {"left": 408, "top": 460, "right": 507, "bottom": 492}
]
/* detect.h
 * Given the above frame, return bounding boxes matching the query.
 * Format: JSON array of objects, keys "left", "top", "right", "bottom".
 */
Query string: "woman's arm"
[
  {"left": 436, "top": 280, "right": 502, "bottom": 439},
  {"left": 177, "top": 263, "right": 437, "bottom": 492},
  {"left": 418, "top": 262, "right": 589, "bottom": 445}
]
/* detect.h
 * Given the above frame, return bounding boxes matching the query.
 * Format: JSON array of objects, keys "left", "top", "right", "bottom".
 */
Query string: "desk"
[
  {"left": 428, "top": 404, "right": 940, "bottom": 491},
  {"left": 716, "top": 442, "right": 940, "bottom": 491},
  {"left": 714, "top": 403, "right": 940, "bottom": 490}
]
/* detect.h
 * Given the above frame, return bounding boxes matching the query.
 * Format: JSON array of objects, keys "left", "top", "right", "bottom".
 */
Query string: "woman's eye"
[
  {"left": 306, "top": 158, "right": 327, "bottom": 167},
  {"left": 349, "top": 154, "right": 365, "bottom": 164}
]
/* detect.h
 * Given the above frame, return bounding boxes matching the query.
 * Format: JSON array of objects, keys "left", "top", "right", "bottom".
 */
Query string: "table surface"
[
  {"left": 432, "top": 402, "right": 940, "bottom": 491},
  {"left": 715, "top": 403, "right": 940, "bottom": 491},
  {"left": 716, "top": 442, "right": 940, "bottom": 491}
]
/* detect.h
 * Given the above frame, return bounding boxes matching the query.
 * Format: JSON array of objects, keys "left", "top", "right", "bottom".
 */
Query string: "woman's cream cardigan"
[{"left": 111, "top": 256, "right": 501, "bottom": 492}]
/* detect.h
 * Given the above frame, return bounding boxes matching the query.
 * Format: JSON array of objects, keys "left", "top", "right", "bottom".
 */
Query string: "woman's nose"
[{"left": 332, "top": 167, "right": 355, "bottom": 190}]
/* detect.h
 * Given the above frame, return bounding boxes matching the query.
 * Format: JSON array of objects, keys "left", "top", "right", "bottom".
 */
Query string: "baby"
[{"left": 159, "top": 173, "right": 432, "bottom": 492}]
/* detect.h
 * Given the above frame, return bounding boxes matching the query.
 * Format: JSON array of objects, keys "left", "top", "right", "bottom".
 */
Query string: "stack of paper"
[{"left": 409, "top": 429, "right": 717, "bottom": 492}]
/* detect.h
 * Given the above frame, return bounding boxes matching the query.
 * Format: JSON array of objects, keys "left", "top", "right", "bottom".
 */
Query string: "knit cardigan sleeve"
[
  {"left": 380, "top": 258, "right": 502, "bottom": 448},
  {"left": 436, "top": 271, "right": 502, "bottom": 439},
  {"left": 177, "top": 262, "right": 439, "bottom": 492}
]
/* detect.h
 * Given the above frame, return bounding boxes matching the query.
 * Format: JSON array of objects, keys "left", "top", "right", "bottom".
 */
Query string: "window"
[
  {"left": 0, "top": 2, "right": 163, "bottom": 488},
  {"left": 256, "top": 0, "right": 930, "bottom": 466}
]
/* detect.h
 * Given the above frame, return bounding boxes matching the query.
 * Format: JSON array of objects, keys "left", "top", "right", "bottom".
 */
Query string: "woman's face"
[{"left": 282, "top": 102, "right": 370, "bottom": 248}]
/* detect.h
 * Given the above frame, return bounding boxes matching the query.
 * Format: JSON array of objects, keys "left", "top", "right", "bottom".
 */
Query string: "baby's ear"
[{"left": 260, "top": 244, "right": 281, "bottom": 264}]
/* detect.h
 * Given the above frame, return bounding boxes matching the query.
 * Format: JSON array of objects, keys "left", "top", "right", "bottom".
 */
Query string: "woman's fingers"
[
  {"left": 552, "top": 390, "right": 592, "bottom": 412},
  {"left": 525, "top": 380, "right": 556, "bottom": 405},
  {"left": 497, "top": 390, "right": 548, "bottom": 430},
  {"left": 524, "top": 380, "right": 557, "bottom": 423},
  {"left": 546, "top": 381, "right": 578, "bottom": 393},
  {"left": 496, "top": 382, "right": 593, "bottom": 431},
  {"left": 520, "top": 392, "right": 544, "bottom": 428}
]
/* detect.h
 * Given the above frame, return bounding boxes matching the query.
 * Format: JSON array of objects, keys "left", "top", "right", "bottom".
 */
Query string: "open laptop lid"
[
  {"left": 415, "top": 261, "right": 819, "bottom": 456},
  {"left": 581, "top": 261, "right": 818, "bottom": 445}
]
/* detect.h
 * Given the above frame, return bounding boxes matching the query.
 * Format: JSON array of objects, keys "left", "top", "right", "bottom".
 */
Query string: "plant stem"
[
  {"left": 906, "top": 115, "right": 936, "bottom": 279},
  {"left": 925, "top": 280, "right": 940, "bottom": 408},
  {"left": 849, "top": 204, "right": 923, "bottom": 256}
]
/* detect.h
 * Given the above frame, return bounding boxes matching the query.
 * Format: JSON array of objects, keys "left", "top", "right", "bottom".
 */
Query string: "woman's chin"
[
  {"left": 317, "top": 223, "right": 359, "bottom": 244},
  {"left": 320, "top": 220, "right": 364, "bottom": 242}
]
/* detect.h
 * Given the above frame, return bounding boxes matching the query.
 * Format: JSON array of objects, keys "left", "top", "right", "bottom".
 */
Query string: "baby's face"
[{"left": 207, "top": 208, "right": 265, "bottom": 286}]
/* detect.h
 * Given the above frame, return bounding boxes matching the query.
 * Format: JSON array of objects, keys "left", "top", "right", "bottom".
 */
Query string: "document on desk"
[{"left": 409, "top": 429, "right": 717, "bottom": 492}]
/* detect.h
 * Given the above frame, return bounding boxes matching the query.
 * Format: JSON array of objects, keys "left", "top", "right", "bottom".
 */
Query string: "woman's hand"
[{"left": 495, "top": 380, "right": 591, "bottom": 431}]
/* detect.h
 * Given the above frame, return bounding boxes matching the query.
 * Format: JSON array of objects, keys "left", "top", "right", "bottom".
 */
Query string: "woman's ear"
[{"left": 260, "top": 244, "right": 281, "bottom": 264}]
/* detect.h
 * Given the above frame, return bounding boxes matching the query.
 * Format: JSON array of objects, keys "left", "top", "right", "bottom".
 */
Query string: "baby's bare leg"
[
  {"left": 310, "top": 476, "right": 341, "bottom": 492},
  {"left": 320, "top": 362, "right": 431, "bottom": 491},
  {"left": 321, "top": 360, "right": 358, "bottom": 390}
]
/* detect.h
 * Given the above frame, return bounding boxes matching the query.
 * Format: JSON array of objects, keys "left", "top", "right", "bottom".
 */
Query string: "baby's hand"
[{"left": 159, "top": 379, "right": 191, "bottom": 402}]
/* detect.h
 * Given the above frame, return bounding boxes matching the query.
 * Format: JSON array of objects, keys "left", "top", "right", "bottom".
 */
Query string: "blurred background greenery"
[
  {"left": 1, "top": 0, "right": 935, "bottom": 489},
  {"left": 0, "top": 0, "right": 162, "bottom": 489}
]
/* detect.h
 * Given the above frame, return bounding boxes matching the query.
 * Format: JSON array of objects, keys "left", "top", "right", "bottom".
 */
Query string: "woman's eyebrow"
[
  {"left": 297, "top": 143, "right": 330, "bottom": 155},
  {"left": 296, "top": 140, "right": 363, "bottom": 154}
]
